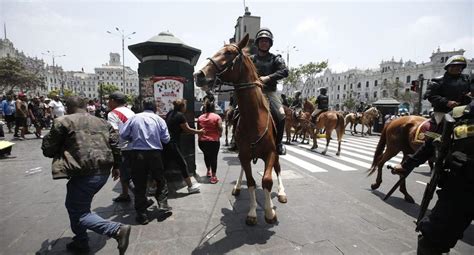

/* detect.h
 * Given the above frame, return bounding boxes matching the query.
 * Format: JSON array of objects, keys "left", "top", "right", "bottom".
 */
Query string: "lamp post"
[
  {"left": 276, "top": 45, "right": 298, "bottom": 68},
  {"left": 99, "top": 79, "right": 104, "bottom": 107},
  {"left": 107, "top": 28, "right": 136, "bottom": 92},
  {"left": 42, "top": 50, "right": 66, "bottom": 95}
]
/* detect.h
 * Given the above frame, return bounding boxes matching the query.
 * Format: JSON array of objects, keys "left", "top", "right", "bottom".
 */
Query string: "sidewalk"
[{"left": 12, "top": 132, "right": 470, "bottom": 254}]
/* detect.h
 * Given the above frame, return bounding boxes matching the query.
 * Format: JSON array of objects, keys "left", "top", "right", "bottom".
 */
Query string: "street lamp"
[
  {"left": 99, "top": 79, "right": 104, "bottom": 107},
  {"left": 107, "top": 28, "right": 136, "bottom": 92},
  {"left": 276, "top": 45, "right": 298, "bottom": 68},
  {"left": 42, "top": 50, "right": 66, "bottom": 95}
]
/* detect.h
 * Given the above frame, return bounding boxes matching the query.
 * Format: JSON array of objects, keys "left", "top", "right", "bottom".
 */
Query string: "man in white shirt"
[
  {"left": 107, "top": 91, "right": 137, "bottom": 203},
  {"left": 49, "top": 94, "right": 65, "bottom": 118}
]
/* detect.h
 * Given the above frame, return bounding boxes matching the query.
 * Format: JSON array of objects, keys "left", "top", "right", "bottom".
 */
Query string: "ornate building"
[{"left": 287, "top": 48, "right": 473, "bottom": 113}]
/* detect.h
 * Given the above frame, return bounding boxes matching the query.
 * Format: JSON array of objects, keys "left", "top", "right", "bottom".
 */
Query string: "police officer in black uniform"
[
  {"left": 250, "top": 27, "right": 289, "bottom": 155},
  {"left": 311, "top": 87, "right": 329, "bottom": 122},
  {"left": 392, "top": 101, "right": 474, "bottom": 254},
  {"left": 356, "top": 101, "right": 366, "bottom": 113},
  {"left": 424, "top": 55, "right": 472, "bottom": 125}
]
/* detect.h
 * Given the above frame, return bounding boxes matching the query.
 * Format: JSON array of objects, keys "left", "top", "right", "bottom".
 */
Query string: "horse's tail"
[
  {"left": 336, "top": 113, "right": 344, "bottom": 132},
  {"left": 367, "top": 123, "right": 387, "bottom": 176}
]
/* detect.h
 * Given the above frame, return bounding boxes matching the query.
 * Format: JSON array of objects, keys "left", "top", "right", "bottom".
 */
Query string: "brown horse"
[
  {"left": 309, "top": 110, "right": 346, "bottom": 155},
  {"left": 367, "top": 115, "right": 433, "bottom": 203},
  {"left": 344, "top": 107, "right": 380, "bottom": 136},
  {"left": 283, "top": 105, "right": 299, "bottom": 144},
  {"left": 195, "top": 34, "right": 287, "bottom": 226}
]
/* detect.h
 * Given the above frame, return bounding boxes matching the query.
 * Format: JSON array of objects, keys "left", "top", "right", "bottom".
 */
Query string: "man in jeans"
[
  {"left": 41, "top": 96, "right": 131, "bottom": 254},
  {"left": 120, "top": 98, "right": 171, "bottom": 225}
]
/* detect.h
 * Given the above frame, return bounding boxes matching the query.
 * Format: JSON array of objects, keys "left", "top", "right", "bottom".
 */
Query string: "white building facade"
[{"left": 292, "top": 48, "right": 473, "bottom": 113}]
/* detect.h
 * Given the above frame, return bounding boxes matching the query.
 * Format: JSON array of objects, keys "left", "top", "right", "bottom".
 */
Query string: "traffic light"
[{"left": 410, "top": 80, "right": 419, "bottom": 92}]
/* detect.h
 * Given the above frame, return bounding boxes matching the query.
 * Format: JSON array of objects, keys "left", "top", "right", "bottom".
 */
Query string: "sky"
[{"left": 1, "top": 0, "right": 473, "bottom": 74}]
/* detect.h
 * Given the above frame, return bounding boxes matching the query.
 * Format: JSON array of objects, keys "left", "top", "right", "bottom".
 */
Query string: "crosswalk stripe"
[
  {"left": 343, "top": 136, "right": 380, "bottom": 145},
  {"left": 296, "top": 144, "right": 372, "bottom": 169},
  {"left": 297, "top": 138, "right": 403, "bottom": 165},
  {"left": 280, "top": 154, "right": 328, "bottom": 173},
  {"left": 286, "top": 146, "right": 357, "bottom": 171}
]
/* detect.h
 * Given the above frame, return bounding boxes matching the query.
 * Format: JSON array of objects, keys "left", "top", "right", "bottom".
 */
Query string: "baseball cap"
[{"left": 109, "top": 91, "right": 127, "bottom": 104}]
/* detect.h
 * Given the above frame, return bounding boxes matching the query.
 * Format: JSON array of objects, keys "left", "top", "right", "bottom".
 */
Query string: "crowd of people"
[{"left": 35, "top": 90, "right": 222, "bottom": 253}]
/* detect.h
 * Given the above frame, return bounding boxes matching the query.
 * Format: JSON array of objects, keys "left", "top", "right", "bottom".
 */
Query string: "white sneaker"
[{"left": 187, "top": 183, "right": 201, "bottom": 194}]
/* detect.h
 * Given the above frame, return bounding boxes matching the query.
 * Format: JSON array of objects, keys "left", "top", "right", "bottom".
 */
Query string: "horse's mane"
[{"left": 240, "top": 50, "right": 263, "bottom": 87}]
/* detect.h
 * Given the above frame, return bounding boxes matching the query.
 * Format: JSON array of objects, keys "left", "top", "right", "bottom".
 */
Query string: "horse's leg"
[
  {"left": 321, "top": 128, "right": 332, "bottom": 155},
  {"left": 225, "top": 122, "right": 229, "bottom": 146},
  {"left": 336, "top": 125, "right": 343, "bottom": 156},
  {"left": 311, "top": 129, "right": 318, "bottom": 150},
  {"left": 232, "top": 167, "right": 244, "bottom": 196},
  {"left": 262, "top": 153, "right": 277, "bottom": 224},
  {"left": 240, "top": 159, "right": 257, "bottom": 226},
  {"left": 398, "top": 154, "right": 415, "bottom": 203},
  {"left": 371, "top": 148, "right": 399, "bottom": 190},
  {"left": 353, "top": 122, "right": 358, "bottom": 134},
  {"left": 273, "top": 157, "right": 287, "bottom": 203}
]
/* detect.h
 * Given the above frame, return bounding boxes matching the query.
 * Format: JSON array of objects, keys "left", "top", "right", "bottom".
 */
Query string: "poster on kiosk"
[{"left": 141, "top": 76, "right": 187, "bottom": 117}]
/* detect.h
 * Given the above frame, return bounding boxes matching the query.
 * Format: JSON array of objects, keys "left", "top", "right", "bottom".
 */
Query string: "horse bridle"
[
  {"left": 207, "top": 44, "right": 269, "bottom": 164},
  {"left": 206, "top": 44, "right": 256, "bottom": 92}
]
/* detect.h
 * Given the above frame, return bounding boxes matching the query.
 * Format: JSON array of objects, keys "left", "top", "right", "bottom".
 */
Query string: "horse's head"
[
  {"left": 195, "top": 34, "right": 258, "bottom": 90},
  {"left": 365, "top": 107, "right": 380, "bottom": 119}
]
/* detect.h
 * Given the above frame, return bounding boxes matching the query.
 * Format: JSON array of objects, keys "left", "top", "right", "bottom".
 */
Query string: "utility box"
[
  {"left": 129, "top": 32, "right": 201, "bottom": 183},
  {"left": 372, "top": 97, "right": 400, "bottom": 133}
]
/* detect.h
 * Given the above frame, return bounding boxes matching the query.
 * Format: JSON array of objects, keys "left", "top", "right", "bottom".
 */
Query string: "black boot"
[{"left": 276, "top": 119, "right": 286, "bottom": 155}]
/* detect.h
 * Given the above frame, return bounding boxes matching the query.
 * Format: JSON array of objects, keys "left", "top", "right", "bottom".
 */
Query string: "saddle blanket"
[{"left": 414, "top": 120, "right": 439, "bottom": 143}]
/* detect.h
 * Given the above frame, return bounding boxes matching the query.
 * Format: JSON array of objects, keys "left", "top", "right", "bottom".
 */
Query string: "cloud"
[
  {"left": 329, "top": 61, "right": 350, "bottom": 73},
  {"left": 294, "top": 17, "right": 329, "bottom": 41},
  {"left": 408, "top": 15, "right": 445, "bottom": 38},
  {"left": 440, "top": 36, "right": 474, "bottom": 57}
]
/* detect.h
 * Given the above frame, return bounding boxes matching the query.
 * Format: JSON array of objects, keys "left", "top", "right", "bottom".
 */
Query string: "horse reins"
[{"left": 207, "top": 44, "right": 272, "bottom": 164}]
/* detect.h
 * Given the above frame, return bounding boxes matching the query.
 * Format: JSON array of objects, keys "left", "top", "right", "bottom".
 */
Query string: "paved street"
[{"left": 0, "top": 129, "right": 473, "bottom": 254}]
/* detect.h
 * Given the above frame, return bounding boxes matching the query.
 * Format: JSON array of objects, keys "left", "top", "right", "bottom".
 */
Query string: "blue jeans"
[{"left": 65, "top": 175, "right": 121, "bottom": 242}]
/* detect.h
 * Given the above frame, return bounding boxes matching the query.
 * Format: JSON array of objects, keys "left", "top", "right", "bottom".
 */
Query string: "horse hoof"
[
  {"left": 232, "top": 188, "right": 241, "bottom": 196},
  {"left": 321, "top": 151, "right": 327, "bottom": 155},
  {"left": 278, "top": 195, "right": 287, "bottom": 203},
  {"left": 310, "top": 146, "right": 316, "bottom": 150},
  {"left": 225, "top": 142, "right": 229, "bottom": 146},
  {"left": 245, "top": 216, "right": 257, "bottom": 226},
  {"left": 336, "top": 152, "right": 340, "bottom": 156},
  {"left": 371, "top": 183, "right": 380, "bottom": 190},
  {"left": 265, "top": 215, "right": 278, "bottom": 224},
  {"left": 405, "top": 196, "right": 415, "bottom": 204}
]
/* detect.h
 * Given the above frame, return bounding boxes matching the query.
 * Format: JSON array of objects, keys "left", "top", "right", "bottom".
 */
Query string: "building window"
[
  {"left": 337, "top": 85, "right": 340, "bottom": 91},
  {"left": 357, "top": 82, "right": 361, "bottom": 88},
  {"left": 337, "top": 94, "right": 339, "bottom": 99},
  {"left": 343, "top": 84, "right": 346, "bottom": 90},
  {"left": 383, "top": 90, "right": 388, "bottom": 97},
  {"left": 244, "top": 25, "right": 247, "bottom": 33},
  {"left": 374, "top": 91, "right": 377, "bottom": 98},
  {"left": 374, "top": 80, "right": 378, "bottom": 86},
  {"left": 395, "top": 77, "right": 399, "bottom": 82},
  {"left": 406, "top": 75, "right": 411, "bottom": 83},
  {"left": 350, "top": 84, "right": 353, "bottom": 89},
  {"left": 366, "top": 81, "right": 369, "bottom": 87}
]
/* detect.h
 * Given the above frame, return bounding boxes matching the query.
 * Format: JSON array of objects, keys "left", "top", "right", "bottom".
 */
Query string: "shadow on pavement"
[
  {"left": 191, "top": 207, "right": 276, "bottom": 255},
  {"left": 36, "top": 233, "right": 107, "bottom": 255},
  {"left": 222, "top": 156, "right": 241, "bottom": 166},
  {"left": 371, "top": 189, "right": 420, "bottom": 218}
]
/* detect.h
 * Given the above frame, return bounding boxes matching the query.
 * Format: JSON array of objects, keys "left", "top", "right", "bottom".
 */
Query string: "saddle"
[{"left": 414, "top": 119, "right": 439, "bottom": 143}]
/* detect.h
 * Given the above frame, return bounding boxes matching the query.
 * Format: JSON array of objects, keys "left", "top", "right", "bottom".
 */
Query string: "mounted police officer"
[
  {"left": 311, "top": 87, "right": 329, "bottom": 122},
  {"left": 250, "top": 27, "right": 289, "bottom": 155},
  {"left": 356, "top": 101, "right": 366, "bottom": 113},
  {"left": 392, "top": 100, "right": 474, "bottom": 254},
  {"left": 424, "top": 55, "right": 472, "bottom": 125},
  {"left": 290, "top": 90, "right": 303, "bottom": 119}
]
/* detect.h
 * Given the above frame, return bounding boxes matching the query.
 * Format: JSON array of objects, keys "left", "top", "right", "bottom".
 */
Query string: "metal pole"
[
  {"left": 417, "top": 74, "right": 424, "bottom": 115},
  {"left": 122, "top": 35, "right": 125, "bottom": 92}
]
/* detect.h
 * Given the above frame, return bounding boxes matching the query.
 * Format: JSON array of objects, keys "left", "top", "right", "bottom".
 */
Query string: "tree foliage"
[
  {"left": 48, "top": 88, "right": 75, "bottom": 98},
  {"left": 0, "top": 57, "right": 45, "bottom": 93},
  {"left": 299, "top": 61, "right": 328, "bottom": 81},
  {"left": 98, "top": 83, "right": 120, "bottom": 97}
]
